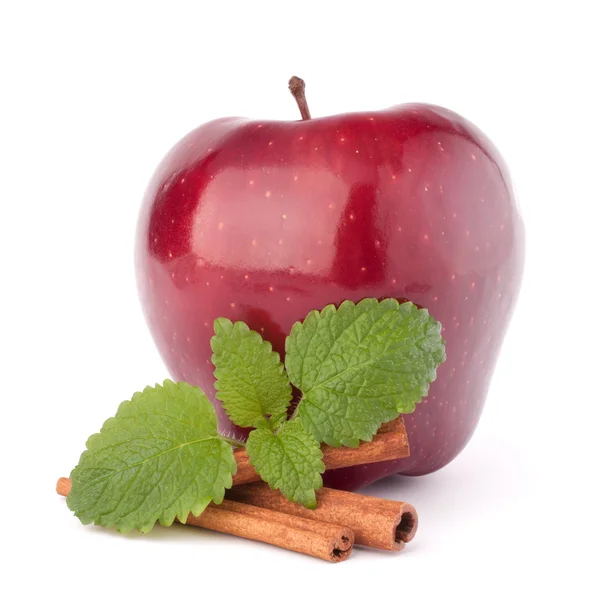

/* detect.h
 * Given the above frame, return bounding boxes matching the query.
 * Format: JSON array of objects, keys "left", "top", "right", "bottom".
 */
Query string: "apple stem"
[{"left": 288, "top": 76, "right": 311, "bottom": 120}]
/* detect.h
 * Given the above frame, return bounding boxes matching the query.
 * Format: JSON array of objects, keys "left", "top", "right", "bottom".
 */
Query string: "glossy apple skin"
[{"left": 135, "top": 104, "right": 524, "bottom": 490}]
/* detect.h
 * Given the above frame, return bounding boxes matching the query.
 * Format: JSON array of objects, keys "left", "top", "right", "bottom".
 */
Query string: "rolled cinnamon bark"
[
  {"left": 232, "top": 417, "right": 409, "bottom": 486},
  {"left": 56, "top": 478, "right": 353, "bottom": 562},
  {"left": 227, "top": 482, "right": 417, "bottom": 552}
]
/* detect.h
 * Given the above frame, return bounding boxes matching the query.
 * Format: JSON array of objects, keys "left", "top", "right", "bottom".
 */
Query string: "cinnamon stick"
[
  {"left": 55, "top": 478, "right": 353, "bottom": 562},
  {"left": 228, "top": 482, "right": 417, "bottom": 551},
  {"left": 232, "top": 416, "right": 409, "bottom": 485}
]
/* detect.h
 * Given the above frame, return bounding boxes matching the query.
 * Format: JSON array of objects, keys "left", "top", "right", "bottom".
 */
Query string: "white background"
[{"left": 1, "top": 1, "right": 598, "bottom": 589}]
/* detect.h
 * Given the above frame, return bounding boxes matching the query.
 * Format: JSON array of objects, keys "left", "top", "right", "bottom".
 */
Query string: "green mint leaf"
[
  {"left": 67, "top": 380, "right": 236, "bottom": 533},
  {"left": 246, "top": 421, "right": 324, "bottom": 509},
  {"left": 286, "top": 298, "right": 446, "bottom": 447},
  {"left": 211, "top": 318, "right": 292, "bottom": 430}
]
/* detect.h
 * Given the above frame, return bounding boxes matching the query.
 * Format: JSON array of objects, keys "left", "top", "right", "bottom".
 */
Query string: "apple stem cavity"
[{"left": 288, "top": 76, "right": 311, "bottom": 120}]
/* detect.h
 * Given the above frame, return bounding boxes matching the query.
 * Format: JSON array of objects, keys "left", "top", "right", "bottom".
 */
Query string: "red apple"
[{"left": 135, "top": 79, "right": 524, "bottom": 490}]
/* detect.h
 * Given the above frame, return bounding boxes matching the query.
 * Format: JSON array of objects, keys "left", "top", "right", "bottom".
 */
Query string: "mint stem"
[{"left": 219, "top": 435, "right": 246, "bottom": 448}]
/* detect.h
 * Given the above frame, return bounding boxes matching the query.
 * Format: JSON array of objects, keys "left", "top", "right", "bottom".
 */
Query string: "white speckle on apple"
[
  {"left": 452, "top": 212, "right": 457, "bottom": 218},
  {"left": 257, "top": 124, "right": 263, "bottom": 128},
  {"left": 397, "top": 226, "right": 402, "bottom": 232},
  {"left": 186, "top": 336, "right": 191, "bottom": 343},
  {"left": 451, "top": 274, "right": 456, "bottom": 280},
  {"left": 220, "top": 275, "right": 224, "bottom": 279},
  {"left": 299, "top": 136, "right": 304, "bottom": 140},
  {"left": 218, "top": 222, "right": 224, "bottom": 230},
  {"left": 424, "top": 185, "right": 429, "bottom": 192},
  {"left": 466, "top": 229, "right": 470, "bottom": 237},
  {"left": 314, "top": 147, "right": 318, "bottom": 151},
  {"left": 391, "top": 278, "right": 397, "bottom": 284},
  {"left": 204, "top": 322, "right": 208, "bottom": 327},
  {"left": 294, "top": 175, "right": 298, "bottom": 181},
  {"left": 340, "top": 137, "right": 345, "bottom": 143},
  {"left": 471, "top": 281, "right": 476, "bottom": 289},
  {"left": 249, "top": 179, "right": 254, "bottom": 185},
  {"left": 392, "top": 174, "right": 396, "bottom": 180},
  {"left": 244, "top": 274, "right": 249, "bottom": 279},
  {"left": 328, "top": 203, "right": 334, "bottom": 209},
  {"left": 278, "top": 239, "right": 283, "bottom": 245},
  {"left": 206, "top": 282, "right": 210, "bottom": 286},
  {"left": 317, "top": 239, "right": 322, "bottom": 245},
  {"left": 498, "top": 293, "right": 502, "bottom": 299},
  {"left": 282, "top": 214, "right": 287, "bottom": 219},
  {"left": 349, "top": 213, "right": 355, "bottom": 221},
  {"left": 408, "top": 168, "right": 412, "bottom": 173},
  {"left": 230, "top": 303, "right": 236, "bottom": 308},
  {"left": 153, "top": 237, "right": 158, "bottom": 243},
  {"left": 433, "top": 295, "right": 438, "bottom": 301},
  {"left": 164, "top": 300, "right": 169, "bottom": 306},
  {"left": 286, "top": 297, "right": 291, "bottom": 302},
  {"left": 475, "top": 245, "right": 480, "bottom": 252},
  {"left": 497, "top": 274, "right": 501, "bottom": 282},
  {"left": 470, "top": 317, "right": 475, "bottom": 325},
  {"left": 355, "top": 150, "right": 359, "bottom": 154},
  {"left": 171, "top": 272, "right": 175, "bottom": 279},
  {"left": 168, "top": 251, "right": 173, "bottom": 258},
  {"left": 368, "top": 117, "right": 375, "bottom": 121},
  {"left": 500, "top": 223, "right": 505, "bottom": 231},
  {"left": 268, "top": 141, "right": 274, "bottom": 146},
  {"left": 269, "top": 286, "right": 274, "bottom": 292},
  {"left": 307, "top": 259, "right": 312, "bottom": 265},
  {"left": 265, "top": 190, "right": 271, "bottom": 197},
  {"left": 251, "top": 239, "right": 257, "bottom": 246},
  {"left": 180, "top": 178, "right": 185, "bottom": 184},
  {"left": 423, "top": 233, "right": 429, "bottom": 241},
  {"left": 260, "top": 327, "right": 264, "bottom": 332},
  {"left": 361, "top": 267, "right": 367, "bottom": 272},
  {"left": 471, "top": 153, "right": 477, "bottom": 160}
]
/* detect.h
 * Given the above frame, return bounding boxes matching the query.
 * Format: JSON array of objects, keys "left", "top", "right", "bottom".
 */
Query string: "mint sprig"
[
  {"left": 67, "top": 380, "right": 236, "bottom": 533},
  {"left": 67, "top": 298, "right": 445, "bottom": 530},
  {"left": 285, "top": 299, "right": 446, "bottom": 447}
]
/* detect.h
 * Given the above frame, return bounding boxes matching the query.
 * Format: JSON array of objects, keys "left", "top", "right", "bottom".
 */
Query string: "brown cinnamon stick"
[
  {"left": 56, "top": 478, "right": 353, "bottom": 562},
  {"left": 232, "top": 416, "right": 409, "bottom": 485},
  {"left": 228, "top": 482, "right": 417, "bottom": 551}
]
